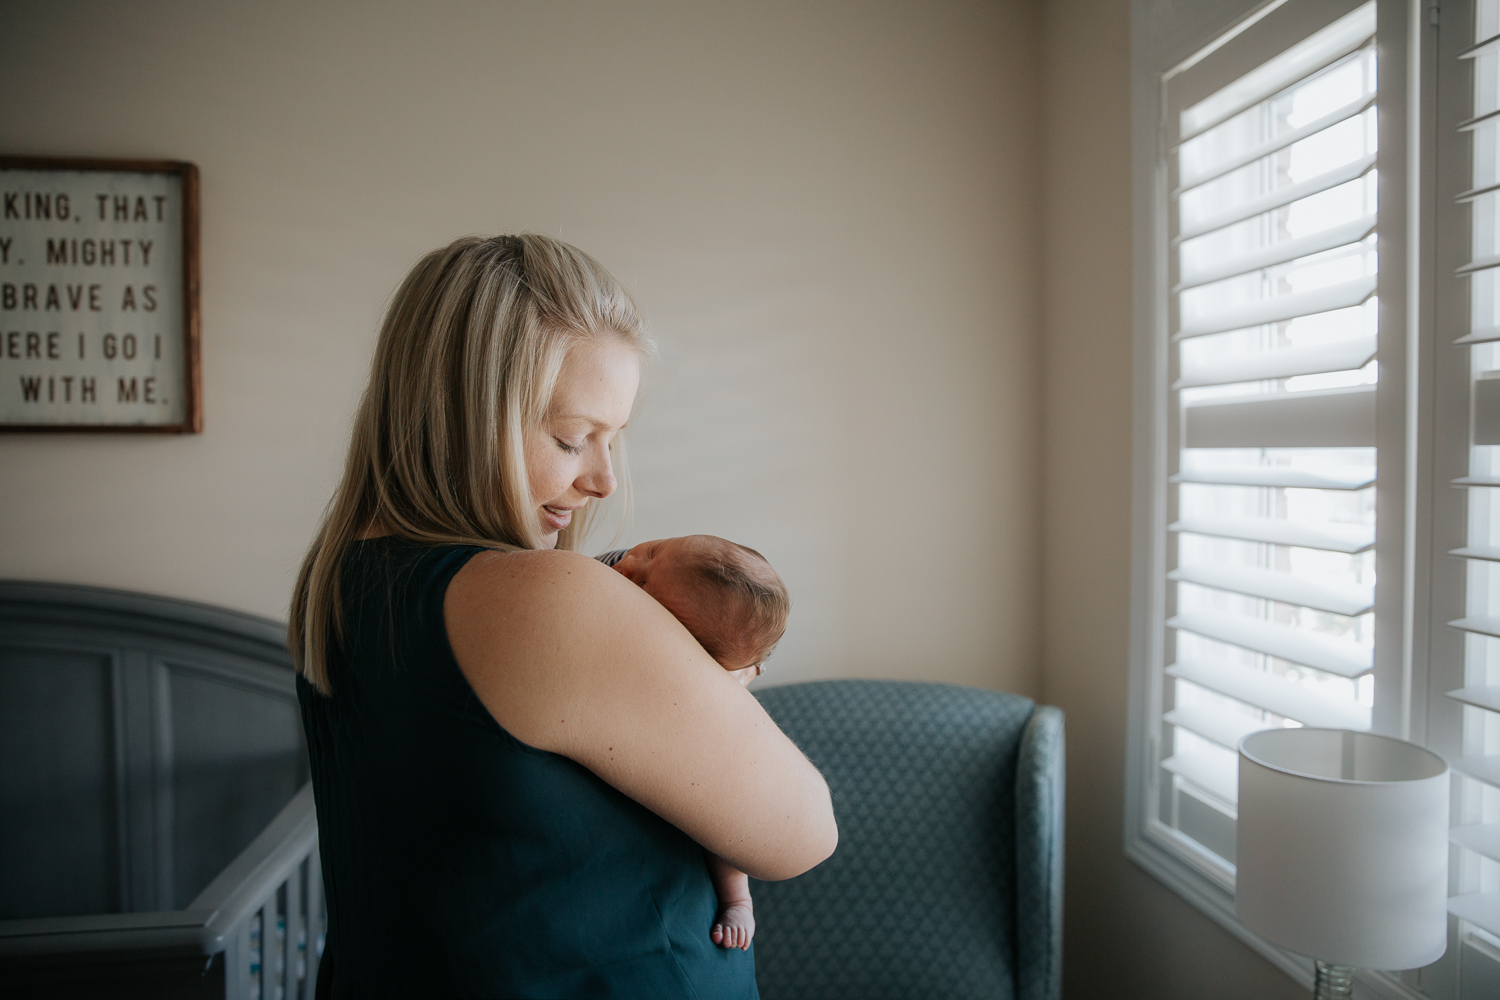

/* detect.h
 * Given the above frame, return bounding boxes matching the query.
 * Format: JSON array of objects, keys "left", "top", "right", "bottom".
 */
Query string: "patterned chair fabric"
[{"left": 750, "top": 680, "right": 1064, "bottom": 1000}]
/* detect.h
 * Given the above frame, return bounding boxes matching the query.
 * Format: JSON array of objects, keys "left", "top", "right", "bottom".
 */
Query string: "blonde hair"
[{"left": 289, "top": 234, "right": 652, "bottom": 694}]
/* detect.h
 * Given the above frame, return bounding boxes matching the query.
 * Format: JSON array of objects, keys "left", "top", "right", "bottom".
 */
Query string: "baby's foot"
[{"left": 710, "top": 901, "right": 755, "bottom": 951}]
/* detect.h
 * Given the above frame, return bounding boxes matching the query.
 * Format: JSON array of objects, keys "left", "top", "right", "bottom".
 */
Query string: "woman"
[{"left": 288, "top": 234, "right": 837, "bottom": 998}]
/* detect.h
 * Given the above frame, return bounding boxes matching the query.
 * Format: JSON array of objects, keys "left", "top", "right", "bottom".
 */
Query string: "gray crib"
[{"left": 0, "top": 581, "right": 320, "bottom": 1000}]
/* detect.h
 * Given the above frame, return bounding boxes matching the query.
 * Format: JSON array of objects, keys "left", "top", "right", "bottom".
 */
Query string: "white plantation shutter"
[
  {"left": 1136, "top": 0, "right": 1500, "bottom": 992},
  {"left": 1437, "top": 0, "right": 1500, "bottom": 965},
  {"left": 1157, "top": 2, "right": 1380, "bottom": 866}
]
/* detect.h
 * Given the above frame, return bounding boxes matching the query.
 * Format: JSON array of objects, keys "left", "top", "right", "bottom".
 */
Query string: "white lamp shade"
[{"left": 1235, "top": 728, "right": 1448, "bottom": 970}]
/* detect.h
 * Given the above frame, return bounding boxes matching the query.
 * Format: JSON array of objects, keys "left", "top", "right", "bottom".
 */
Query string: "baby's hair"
[{"left": 675, "top": 537, "right": 790, "bottom": 668}]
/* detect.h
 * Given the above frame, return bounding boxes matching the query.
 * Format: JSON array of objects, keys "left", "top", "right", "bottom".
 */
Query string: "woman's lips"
[{"left": 541, "top": 505, "right": 575, "bottom": 530}]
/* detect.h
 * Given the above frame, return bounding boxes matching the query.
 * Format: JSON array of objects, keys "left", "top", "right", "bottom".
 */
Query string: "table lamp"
[{"left": 1235, "top": 728, "right": 1449, "bottom": 999}]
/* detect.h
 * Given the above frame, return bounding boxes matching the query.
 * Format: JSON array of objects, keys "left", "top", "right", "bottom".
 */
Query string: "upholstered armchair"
[{"left": 750, "top": 680, "right": 1064, "bottom": 1000}]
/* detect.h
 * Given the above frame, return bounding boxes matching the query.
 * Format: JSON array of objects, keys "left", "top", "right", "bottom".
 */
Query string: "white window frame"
[{"left": 1125, "top": 1, "right": 1435, "bottom": 997}]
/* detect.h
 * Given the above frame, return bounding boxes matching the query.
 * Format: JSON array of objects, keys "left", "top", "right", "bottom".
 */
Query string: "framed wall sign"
[{"left": 0, "top": 157, "right": 200, "bottom": 432}]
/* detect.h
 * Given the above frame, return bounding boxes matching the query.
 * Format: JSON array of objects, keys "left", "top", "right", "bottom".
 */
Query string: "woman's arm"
[{"left": 445, "top": 549, "right": 837, "bottom": 881}]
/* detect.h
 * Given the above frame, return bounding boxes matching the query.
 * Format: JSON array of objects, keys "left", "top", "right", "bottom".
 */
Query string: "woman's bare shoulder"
[
  {"left": 447, "top": 547, "right": 633, "bottom": 632},
  {"left": 458, "top": 546, "right": 609, "bottom": 585},
  {"left": 444, "top": 546, "right": 676, "bottom": 698}
]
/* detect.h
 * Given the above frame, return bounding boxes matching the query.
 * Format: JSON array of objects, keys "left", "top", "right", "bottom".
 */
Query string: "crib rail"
[
  {"left": 195, "top": 782, "right": 322, "bottom": 1000},
  {"left": 0, "top": 783, "right": 322, "bottom": 1000}
]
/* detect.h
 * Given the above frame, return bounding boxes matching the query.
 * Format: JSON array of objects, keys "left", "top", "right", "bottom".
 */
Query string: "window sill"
[{"left": 1123, "top": 828, "right": 1430, "bottom": 1000}]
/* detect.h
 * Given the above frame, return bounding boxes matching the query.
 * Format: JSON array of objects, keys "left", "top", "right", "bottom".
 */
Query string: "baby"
[{"left": 596, "top": 535, "right": 791, "bottom": 951}]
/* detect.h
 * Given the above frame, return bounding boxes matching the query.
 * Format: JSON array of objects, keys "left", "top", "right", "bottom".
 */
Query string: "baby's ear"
[{"left": 725, "top": 664, "right": 760, "bottom": 687}]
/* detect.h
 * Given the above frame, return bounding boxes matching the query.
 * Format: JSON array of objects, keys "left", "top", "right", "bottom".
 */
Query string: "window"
[
  {"left": 1163, "top": 2, "right": 1379, "bottom": 872},
  {"left": 1129, "top": 0, "right": 1500, "bottom": 995},
  {"left": 1433, "top": 0, "right": 1500, "bottom": 986}
]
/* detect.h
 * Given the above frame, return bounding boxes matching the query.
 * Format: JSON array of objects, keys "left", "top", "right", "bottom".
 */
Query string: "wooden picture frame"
[{"left": 0, "top": 156, "right": 200, "bottom": 433}]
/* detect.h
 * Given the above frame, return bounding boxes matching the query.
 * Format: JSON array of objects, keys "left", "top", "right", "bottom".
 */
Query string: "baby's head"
[{"left": 609, "top": 535, "right": 789, "bottom": 677}]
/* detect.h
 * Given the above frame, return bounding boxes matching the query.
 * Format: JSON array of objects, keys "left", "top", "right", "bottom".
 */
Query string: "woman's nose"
[{"left": 577, "top": 445, "right": 617, "bottom": 499}]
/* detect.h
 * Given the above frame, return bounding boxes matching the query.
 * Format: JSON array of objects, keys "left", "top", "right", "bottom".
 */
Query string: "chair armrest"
[{"left": 1015, "top": 704, "right": 1065, "bottom": 1000}]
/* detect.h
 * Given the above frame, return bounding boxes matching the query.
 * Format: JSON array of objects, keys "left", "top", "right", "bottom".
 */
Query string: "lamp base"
[{"left": 1314, "top": 960, "right": 1355, "bottom": 999}]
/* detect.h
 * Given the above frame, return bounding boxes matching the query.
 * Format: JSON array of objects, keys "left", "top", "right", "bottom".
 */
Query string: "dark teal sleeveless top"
[{"left": 297, "top": 540, "right": 759, "bottom": 999}]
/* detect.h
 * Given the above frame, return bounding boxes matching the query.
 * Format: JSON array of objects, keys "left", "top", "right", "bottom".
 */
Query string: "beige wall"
[
  {"left": 1039, "top": 0, "right": 1307, "bottom": 996},
  {"left": 0, "top": 0, "right": 1041, "bottom": 693}
]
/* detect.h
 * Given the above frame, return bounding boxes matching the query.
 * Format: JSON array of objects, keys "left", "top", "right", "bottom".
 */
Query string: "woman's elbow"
[
  {"left": 809, "top": 783, "right": 839, "bottom": 865},
  {"left": 758, "top": 782, "right": 838, "bottom": 881},
  {"left": 806, "top": 806, "right": 839, "bottom": 871}
]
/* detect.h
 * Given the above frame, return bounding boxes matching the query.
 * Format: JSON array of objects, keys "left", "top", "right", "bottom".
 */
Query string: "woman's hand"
[{"left": 445, "top": 549, "right": 837, "bottom": 881}]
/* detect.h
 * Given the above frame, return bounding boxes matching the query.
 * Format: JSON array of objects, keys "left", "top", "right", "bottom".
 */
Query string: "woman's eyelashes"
[{"left": 554, "top": 437, "right": 584, "bottom": 455}]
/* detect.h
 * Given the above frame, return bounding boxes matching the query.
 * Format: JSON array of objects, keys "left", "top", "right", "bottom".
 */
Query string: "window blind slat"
[
  {"left": 1458, "top": 107, "right": 1500, "bottom": 132},
  {"left": 1447, "top": 894, "right": 1500, "bottom": 938},
  {"left": 1176, "top": 274, "right": 1376, "bottom": 339},
  {"left": 1449, "top": 545, "right": 1500, "bottom": 562},
  {"left": 1176, "top": 217, "right": 1375, "bottom": 292},
  {"left": 1177, "top": 95, "right": 1375, "bottom": 194},
  {"left": 1168, "top": 661, "right": 1373, "bottom": 729},
  {"left": 1455, "top": 181, "right": 1500, "bottom": 203},
  {"left": 1183, "top": 386, "right": 1376, "bottom": 448},
  {"left": 1175, "top": 334, "right": 1376, "bottom": 388},
  {"left": 1446, "top": 685, "right": 1500, "bottom": 713},
  {"left": 1174, "top": 154, "right": 1375, "bottom": 243},
  {"left": 1161, "top": 753, "right": 1239, "bottom": 806},
  {"left": 1455, "top": 327, "right": 1500, "bottom": 345},
  {"left": 1169, "top": 610, "right": 1374, "bottom": 677},
  {"left": 1177, "top": 6, "right": 1375, "bottom": 140},
  {"left": 1451, "top": 824, "right": 1500, "bottom": 864},
  {"left": 1165, "top": 706, "right": 1272, "bottom": 751},
  {"left": 1447, "top": 616, "right": 1500, "bottom": 639},
  {"left": 1456, "top": 254, "right": 1500, "bottom": 275},
  {"left": 1460, "top": 31, "right": 1500, "bottom": 59},
  {"left": 1453, "top": 475, "right": 1500, "bottom": 486},
  {"left": 1451, "top": 755, "right": 1500, "bottom": 790},
  {"left": 1171, "top": 515, "right": 1374, "bottom": 553},
  {"left": 1171, "top": 564, "right": 1373, "bottom": 616},
  {"left": 1172, "top": 464, "right": 1376, "bottom": 489}
]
